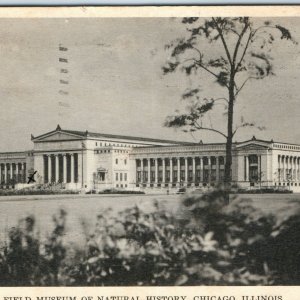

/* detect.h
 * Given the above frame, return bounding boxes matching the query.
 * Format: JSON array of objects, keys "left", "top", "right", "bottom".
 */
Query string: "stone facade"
[{"left": 1, "top": 125, "right": 300, "bottom": 192}]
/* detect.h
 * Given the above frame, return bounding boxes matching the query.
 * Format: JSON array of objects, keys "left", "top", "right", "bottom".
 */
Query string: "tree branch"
[
  {"left": 235, "top": 30, "right": 253, "bottom": 73},
  {"left": 212, "top": 18, "right": 233, "bottom": 66},
  {"left": 232, "top": 20, "right": 249, "bottom": 69},
  {"left": 181, "top": 57, "right": 220, "bottom": 80},
  {"left": 235, "top": 76, "right": 256, "bottom": 97},
  {"left": 194, "top": 121, "right": 227, "bottom": 139},
  {"left": 214, "top": 97, "right": 229, "bottom": 104},
  {"left": 196, "top": 61, "right": 221, "bottom": 80}
]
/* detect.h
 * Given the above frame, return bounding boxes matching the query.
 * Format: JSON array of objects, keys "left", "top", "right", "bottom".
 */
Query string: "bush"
[
  {"left": 0, "top": 189, "right": 80, "bottom": 196},
  {"left": 0, "top": 210, "right": 67, "bottom": 286},
  {"left": 98, "top": 189, "right": 145, "bottom": 194},
  {"left": 0, "top": 191, "right": 299, "bottom": 286},
  {"left": 237, "top": 187, "right": 292, "bottom": 194}
]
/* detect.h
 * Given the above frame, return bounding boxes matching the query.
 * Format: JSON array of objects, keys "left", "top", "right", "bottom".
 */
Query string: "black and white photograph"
[{"left": 0, "top": 6, "right": 299, "bottom": 287}]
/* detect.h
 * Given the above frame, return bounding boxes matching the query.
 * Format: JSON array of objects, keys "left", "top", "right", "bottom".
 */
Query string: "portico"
[{"left": 42, "top": 153, "right": 79, "bottom": 184}]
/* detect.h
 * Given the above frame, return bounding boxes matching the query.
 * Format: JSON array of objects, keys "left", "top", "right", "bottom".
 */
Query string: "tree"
[{"left": 162, "top": 17, "right": 295, "bottom": 197}]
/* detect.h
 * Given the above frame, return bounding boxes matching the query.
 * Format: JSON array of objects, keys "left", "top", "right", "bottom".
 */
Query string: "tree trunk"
[{"left": 223, "top": 77, "right": 235, "bottom": 204}]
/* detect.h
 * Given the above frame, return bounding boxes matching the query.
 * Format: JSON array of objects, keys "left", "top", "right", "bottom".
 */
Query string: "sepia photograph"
[{"left": 0, "top": 6, "right": 299, "bottom": 287}]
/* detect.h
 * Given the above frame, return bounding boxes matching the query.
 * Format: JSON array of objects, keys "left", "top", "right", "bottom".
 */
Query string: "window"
[
  {"left": 137, "top": 171, "right": 141, "bottom": 182},
  {"left": 144, "top": 171, "right": 148, "bottom": 181},
  {"left": 211, "top": 157, "right": 216, "bottom": 165},
  {"left": 115, "top": 158, "right": 118, "bottom": 164},
  {"left": 151, "top": 171, "right": 155, "bottom": 181},
  {"left": 196, "top": 170, "right": 201, "bottom": 181},
  {"left": 116, "top": 173, "right": 118, "bottom": 181},
  {"left": 96, "top": 142, "right": 97, "bottom": 146},
  {"left": 180, "top": 170, "right": 185, "bottom": 181},
  {"left": 166, "top": 171, "right": 170, "bottom": 182},
  {"left": 120, "top": 173, "right": 123, "bottom": 181},
  {"left": 124, "top": 173, "right": 127, "bottom": 181},
  {"left": 249, "top": 155, "right": 258, "bottom": 164},
  {"left": 116, "top": 184, "right": 119, "bottom": 188},
  {"left": 124, "top": 159, "right": 127, "bottom": 165}
]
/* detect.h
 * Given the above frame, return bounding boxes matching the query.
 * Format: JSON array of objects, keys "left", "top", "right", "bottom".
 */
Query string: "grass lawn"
[{"left": 0, "top": 192, "right": 299, "bottom": 247}]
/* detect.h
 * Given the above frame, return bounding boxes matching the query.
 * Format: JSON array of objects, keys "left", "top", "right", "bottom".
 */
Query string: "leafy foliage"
[
  {"left": 0, "top": 194, "right": 299, "bottom": 286},
  {"left": 163, "top": 17, "right": 295, "bottom": 138},
  {"left": 0, "top": 209, "right": 67, "bottom": 286},
  {"left": 163, "top": 17, "right": 295, "bottom": 186}
]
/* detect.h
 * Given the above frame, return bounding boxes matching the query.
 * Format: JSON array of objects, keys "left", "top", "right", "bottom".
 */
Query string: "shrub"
[
  {"left": 0, "top": 189, "right": 79, "bottom": 196},
  {"left": 99, "top": 189, "right": 145, "bottom": 194},
  {"left": 0, "top": 191, "right": 299, "bottom": 286},
  {"left": 0, "top": 209, "right": 67, "bottom": 286}
]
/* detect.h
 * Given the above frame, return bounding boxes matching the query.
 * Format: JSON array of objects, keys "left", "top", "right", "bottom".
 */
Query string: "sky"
[{"left": 0, "top": 17, "right": 299, "bottom": 151}]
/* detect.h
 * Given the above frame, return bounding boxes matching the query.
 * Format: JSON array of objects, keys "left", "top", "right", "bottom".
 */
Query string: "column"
[
  {"left": 199, "top": 157, "right": 203, "bottom": 182},
  {"left": 10, "top": 163, "right": 13, "bottom": 180},
  {"left": 16, "top": 163, "right": 19, "bottom": 183},
  {"left": 282, "top": 156, "right": 285, "bottom": 181},
  {"left": 286, "top": 156, "right": 289, "bottom": 181},
  {"left": 170, "top": 158, "right": 173, "bottom": 184},
  {"left": 162, "top": 158, "right": 165, "bottom": 184},
  {"left": 278, "top": 155, "right": 281, "bottom": 182},
  {"left": 258, "top": 155, "right": 261, "bottom": 182},
  {"left": 291, "top": 157, "right": 294, "bottom": 181},
  {"left": 245, "top": 156, "right": 249, "bottom": 181},
  {"left": 192, "top": 157, "right": 196, "bottom": 184},
  {"left": 4, "top": 164, "right": 7, "bottom": 184},
  {"left": 177, "top": 158, "right": 180, "bottom": 184},
  {"left": 184, "top": 157, "right": 188, "bottom": 184},
  {"left": 42, "top": 156, "right": 46, "bottom": 183},
  {"left": 207, "top": 157, "right": 211, "bottom": 183},
  {"left": 141, "top": 159, "right": 144, "bottom": 183},
  {"left": 70, "top": 154, "right": 74, "bottom": 183},
  {"left": 147, "top": 158, "right": 151, "bottom": 185},
  {"left": 23, "top": 162, "right": 26, "bottom": 183},
  {"left": 216, "top": 157, "right": 220, "bottom": 182},
  {"left": 63, "top": 154, "right": 67, "bottom": 183},
  {"left": 48, "top": 155, "right": 52, "bottom": 183},
  {"left": 293, "top": 157, "right": 296, "bottom": 181},
  {"left": 55, "top": 155, "right": 59, "bottom": 183},
  {"left": 297, "top": 158, "right": 299, "bottom": 181},
  {"left": 19, "top": 163, "right": 23, "bottom": 183},
  {"left": 154, "top": 158, "right": 158, "bottom": 184}
]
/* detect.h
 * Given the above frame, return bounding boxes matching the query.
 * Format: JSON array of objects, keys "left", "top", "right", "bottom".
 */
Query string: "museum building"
[{"left": 1, "top": 125, "right": 300, "bottom": 192}]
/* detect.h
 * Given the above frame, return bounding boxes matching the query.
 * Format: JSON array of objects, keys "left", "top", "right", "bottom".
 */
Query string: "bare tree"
[{"left": 163, "top": 17, "right": 295, "bottom": 197}]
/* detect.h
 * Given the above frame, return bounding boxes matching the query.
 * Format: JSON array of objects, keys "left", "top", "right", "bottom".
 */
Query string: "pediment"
[
  {"left": 236, "top": 142, "right": 270, "bottom": 150},
  {"left": 34, "top": 131, "right": 84, "bottom": 142}
]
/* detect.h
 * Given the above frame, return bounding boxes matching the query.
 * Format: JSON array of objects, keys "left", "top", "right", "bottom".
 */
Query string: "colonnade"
[
  {"left": 278, "top": 155, "right": 300, "bottom": 182},
  {"left": 135, "top": 156, "right": 225, "bottom": 187},
  {"left": 0, "top": 162, "right": 27, "bottom": 185},
  {"left": 43, "top": 153, "right": 79, "bottom": 184}
]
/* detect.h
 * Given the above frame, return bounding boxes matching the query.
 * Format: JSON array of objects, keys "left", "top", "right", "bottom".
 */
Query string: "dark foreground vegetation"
[{"left": 0, "top": 190, "right": 299, "bottom": 286}]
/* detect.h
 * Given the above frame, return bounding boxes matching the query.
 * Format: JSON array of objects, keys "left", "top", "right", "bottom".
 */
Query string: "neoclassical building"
[{"left": 1, "top": 125, "right": 300, "bottom": 192}]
